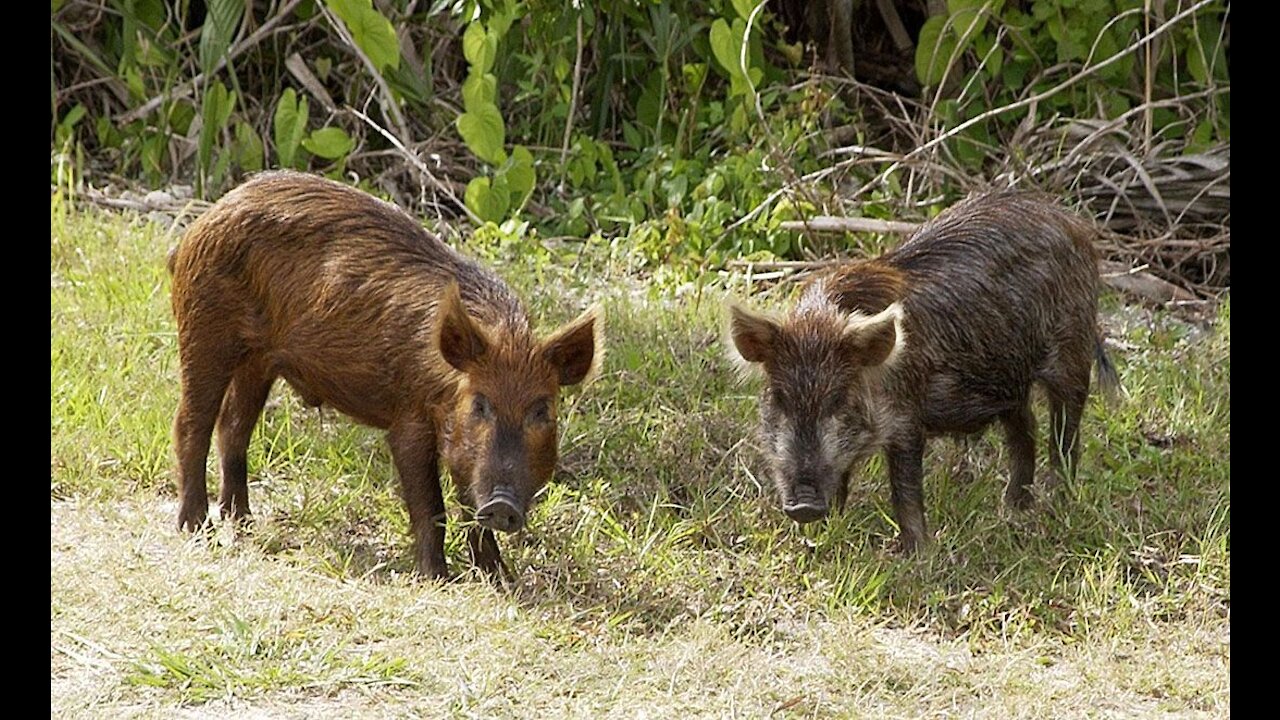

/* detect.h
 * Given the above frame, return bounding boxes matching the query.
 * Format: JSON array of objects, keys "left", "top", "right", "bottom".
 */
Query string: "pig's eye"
[
  {"left": 471, "top": 394, "right": 494, "bottom": 420},
  {"left": 526, "top": 398, "right": 552, "bottom": 426}
]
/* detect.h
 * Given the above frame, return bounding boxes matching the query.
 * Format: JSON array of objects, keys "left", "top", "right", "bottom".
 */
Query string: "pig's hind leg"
[
  {"left": 215, "top": 359, "right": 275, "bottom": 522},
  {"left": 174, "top": 344, "right": 238, "bottom": 532},
  {"left": 1040, "top": 346, "right": 1092, "bottom": 488},
  {"left": 1044, "top": 382, "right": 1088, "bottom": 487},
  {"left": 999, "top": 401, "right": 1037, "bottom": 510}
]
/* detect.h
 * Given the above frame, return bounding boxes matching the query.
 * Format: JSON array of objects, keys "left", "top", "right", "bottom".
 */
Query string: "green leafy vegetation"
[{"left": 51, "top": 1, "right": 1228, "bottom": 282}]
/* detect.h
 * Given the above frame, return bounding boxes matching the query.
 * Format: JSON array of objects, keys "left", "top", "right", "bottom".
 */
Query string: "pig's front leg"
[
  {"left": 388, "top": 422, "right": 449, "bottom": 580},
  {"left": 885, "top": 432, "right": 929, "bottom": 553}
]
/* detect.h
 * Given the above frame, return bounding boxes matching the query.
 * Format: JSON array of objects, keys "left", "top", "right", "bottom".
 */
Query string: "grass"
[{"left": 51, "top": 195, "right": 1230, "bottom": 717}]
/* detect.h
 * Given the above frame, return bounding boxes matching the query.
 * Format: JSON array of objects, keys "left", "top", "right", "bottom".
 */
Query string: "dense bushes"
[{"left": 51, "top": 0, "right": 1228, "bottom": 281}]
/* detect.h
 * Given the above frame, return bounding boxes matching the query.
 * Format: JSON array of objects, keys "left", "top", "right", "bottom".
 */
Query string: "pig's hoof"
[
  {"left": 1003, "top": 483, "right": 1036, "bottom": 511},
  {"left": 421, "top": 568, "right": 452, "bottom": 583},
  {"left": 219, "top": 503, "right": 253, "bottom": 525},
  {"left": 891, "top": 532, "right": 931, "bottom": 556},
  {"left": 177, "top": 508, "right": 212, "bottom": 533},
  {"left": 415, "top": 558, "right": 451, "bottom": 582}
]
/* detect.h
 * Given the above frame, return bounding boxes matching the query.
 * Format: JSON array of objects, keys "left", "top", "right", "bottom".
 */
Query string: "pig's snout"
[
  {"left": 476, "top": 487, "right": 526, "bottom": 533},
  {"left": 783, "top": 484, "right": 828, "bottom": 524}
]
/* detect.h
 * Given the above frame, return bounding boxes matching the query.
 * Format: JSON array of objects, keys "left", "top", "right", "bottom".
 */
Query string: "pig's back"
[
  {"left": 884, "top": 191, "right": 1101, "bottom": 426},
  {"left": 170, "top": 171, "right": 526, "bottom": 425}
]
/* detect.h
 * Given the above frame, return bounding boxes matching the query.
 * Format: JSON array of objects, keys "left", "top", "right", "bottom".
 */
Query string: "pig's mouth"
[
  {"left": 783, "top": 484, "right": 829, "bottom": 524},
  {"left": 476, "top": 485, "right": 526, "bottom": 533}
]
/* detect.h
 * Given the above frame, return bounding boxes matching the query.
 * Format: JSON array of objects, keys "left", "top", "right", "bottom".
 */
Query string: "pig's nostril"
[
  {"left": 784, "top": 501, "right": 828, "bottom": 524},
  {"left": 784, "top": 485, "right": 828, "bottom": 524},
  {"left": 476, "top": 494, "right": 526, "bottom": 533}
]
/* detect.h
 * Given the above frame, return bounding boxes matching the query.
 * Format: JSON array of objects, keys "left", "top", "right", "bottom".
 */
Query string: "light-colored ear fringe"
[
  {"left": 579, "top": 303, "right": 606, "bottom": 386},
  {"left": 842, "top": 301, "right": 908, "bottom": 367},
  {"left": 722, "top": 301, "right": 773, "bottom": 381}
]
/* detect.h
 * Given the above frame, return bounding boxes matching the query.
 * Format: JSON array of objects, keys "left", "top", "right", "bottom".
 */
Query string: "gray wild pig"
[
  {"left": 169, "top": 171, "right": 603, "bottom": 579},
  {"left": 727, "top": 190, "right": 1119, "bottom": 552}
]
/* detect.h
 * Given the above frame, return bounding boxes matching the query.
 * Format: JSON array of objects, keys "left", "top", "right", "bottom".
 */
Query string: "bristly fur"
[
  {"left": 168, "top": 170, "right": 604, "bottom": 580},
  {"left": 722, "top": 189, "right": 1120, "bottom": 554}
]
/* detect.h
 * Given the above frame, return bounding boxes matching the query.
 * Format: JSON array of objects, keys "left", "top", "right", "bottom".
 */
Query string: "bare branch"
[
  {"left": 348, "top": 107, "right": 482, "bottom": 226},
  {"left": 320, "top": 3, "right": 411, "bottom": 143}
]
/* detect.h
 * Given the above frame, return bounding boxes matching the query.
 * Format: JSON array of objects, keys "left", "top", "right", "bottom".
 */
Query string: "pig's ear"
[
  {"left": 437, "top": 282, "right": 490, "bottom": 372},
  {"left": 726, "top": 302, "right": 779, "bottom": 366},
  {"left": 542, "top": 304, "right": 603, "bottom": 386},
  {"left": 842, "top": 302, "right": 905, "bottom": 368}
]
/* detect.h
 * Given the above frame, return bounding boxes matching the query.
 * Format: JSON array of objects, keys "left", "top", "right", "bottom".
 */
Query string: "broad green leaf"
[
  {"left": 293, "top": 0, "right": 319, "bottom": 19},
  {"left": 301, "top": 126, "right": 355, "bottom": 159},
  {"left": 234, "top": 121, "right": 264, "bottom": 171},
  {"left": 487, "top": 2, "right": 517, "bottom": 37},
  {"left": 1202, "top": 17, "right": 1228, "bottom": 83},
  {"left": 95, "top": 116, "right": 118, "bottom": 147},
  {"left": 273, "top": 88, "right": 310, "bottom": 168},
  {"left": 199, "top": 81, "right": 236, "bottom": 188},
  {"left": 915, "top": 15, "right": 957, "bottom": 86},
  {"left": 947, "top": 0, "right": 999, "bottom": 46},
  {"left": 327, "top": 0, "right": 400, "bottom": 72},
  {"left": 199, "top": 0, "right": 244, "bottom": 76},
  {"left": 1187, "top": 44, "right": 1208, "bottom": 85},
  {"left": 622, "top": 121, "right": 643, "bottom": 151},
  {"left": 55, "top": 104, "right": 87, "bottom": 147},
  {"left": 974, "top": 31, "right": 1002, "bottom": 76},
  {"left": 1002, "top": 55, "right": 1030, "bottom": 89},
  {"left": 709, "top": 19, "right": 740, "bottom": 79},
  {"left": 168, "top": 100, "right": 196, "bottom": 135},
  {"left": 1187, "top": 119, "right": 1215, "bottom": 152},
  {"left": 462, "top": 21, "right": 497, "bottom": 74},
  {"left": 731, "top": 0, "right": 758, "bottom": 21},
  {"left": 124, "top": 66, "right": 145, "bottom": 100},
  {"left": 142, "top": 132, "right": 166, "bottom": 183},
  {"left": 456, "top": 102, "right": 506, "bottom": 165},
  {"left": 210, "top": 146, "right": 233, "bottom": 190},
  {"left": 462, "top": 72, "right": 497, "bottom": 113},
  {"left": 1104, "top": 93, "right": 1130, "bottom": 120},
  {"left": 1094, "top": 27, "right": 1124, "bottom": 79},
  {"left": 505, "top": 145, "right": 535, "bottom": 199},
  {"left": 1187, "top": 17, "right": 1226, "bottom": 85},
  {"left": 464, "top": 176, "right": 510, "bottom": 222}
]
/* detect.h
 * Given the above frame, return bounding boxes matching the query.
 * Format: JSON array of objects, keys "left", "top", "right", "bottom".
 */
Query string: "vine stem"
[
  {"left": 320, "top": 3, "right": 411, "bottom": 144},
  {"left": 349, "top": 107, "right": 482, "bottom": 226},
  {"left": 559, "top": 10, "right": 585, "bottom": 184}
]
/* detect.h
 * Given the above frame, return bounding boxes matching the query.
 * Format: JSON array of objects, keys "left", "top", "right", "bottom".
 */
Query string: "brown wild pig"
[
  {"left": 169, "top": 171, "right": 602, "bottom": 579},
  {"left": 727, "top": 190, "right": 1119, "bottom": 552}
]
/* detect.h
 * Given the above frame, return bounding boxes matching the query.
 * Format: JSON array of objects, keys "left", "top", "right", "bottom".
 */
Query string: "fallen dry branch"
[
  {"left": 726, "top": 250, "right": 1210, "bottom": 306},
  {"left": 778, "top": 217, "right": 921, "bottom": 234},
  {"left": 66, "top": 184, "right": 212, "bottom": 218}
]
